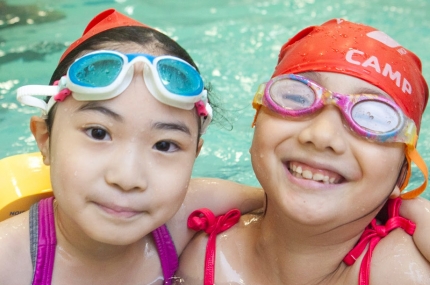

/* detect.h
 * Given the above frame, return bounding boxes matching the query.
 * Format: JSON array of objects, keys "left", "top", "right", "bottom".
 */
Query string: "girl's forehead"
[
  {"left": 53, "top": 94, "right": 199, "bottom": 140},
  {"left": 74, "top": 44, "right": 165, "bottom": 61}
]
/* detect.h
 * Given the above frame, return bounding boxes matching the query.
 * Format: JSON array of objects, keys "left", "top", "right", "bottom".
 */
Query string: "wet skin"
[{"left": 176, "top": 72, "right": 430, "bottom": 284}]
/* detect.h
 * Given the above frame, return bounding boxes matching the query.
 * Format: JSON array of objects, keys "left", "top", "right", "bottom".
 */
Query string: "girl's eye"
[
  {"left": 85, "top": 127, "right": 111, "bottom": 141},
  {"left": 281, "top": 93, "right": 313, "bottom": 107},
  {"left": 154, "top": 141, "right": 179, "bottom": 152}
]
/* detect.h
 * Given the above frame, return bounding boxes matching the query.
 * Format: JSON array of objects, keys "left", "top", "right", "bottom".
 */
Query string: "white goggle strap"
[
  {"left": 197, "top": 90, "right": 213, "bottom": 134},
  {"left": 200, "top": 101, "right": 213, "bottom": 134},
  {"left": 16, "top": 85, "right": 60, "bottom": 114}
]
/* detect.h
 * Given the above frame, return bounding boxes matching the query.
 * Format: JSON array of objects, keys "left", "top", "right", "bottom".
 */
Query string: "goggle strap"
[
  {"left": 252, "top": 105, "right": 261, "bottom": 127},
  {"left": 195, "top": 90, "right": 209, "bottom": 117},
  {"left": 53, "top": 88, "right": 72, "bottom": 102},
  {"left": 251, "top": 84, "right": 265, "bottom": 127},
  {"left": 199, "top": 103, "right": 213, "bottom": 134},
  {"left": 400, "top": 145, "right": 428, "bottom": 199},
  {"left": 195, "top": 100, "right": 208, "bottom": 117},
  {"left": 17, "top": 85, "right": 60, "bottom": 113}
]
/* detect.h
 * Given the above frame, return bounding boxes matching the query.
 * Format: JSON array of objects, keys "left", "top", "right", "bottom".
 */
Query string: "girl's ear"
[
  {"left": 30, "top": 116, "right": 50, "bottom": 165},
  {"left": 196, "top": 138, "right": 204, "bottom": 157}
]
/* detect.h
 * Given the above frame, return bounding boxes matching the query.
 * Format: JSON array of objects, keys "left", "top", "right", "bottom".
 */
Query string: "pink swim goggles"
[{"left": 252, "top": 74, "right": 417, "bottom": 146}]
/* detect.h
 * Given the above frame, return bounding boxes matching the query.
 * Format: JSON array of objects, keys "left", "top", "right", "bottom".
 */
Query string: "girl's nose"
[
  {"left": 297, "top": 106, "right": 348, "bottom": 154},
  {"left": 105, "top": 146, "right": 148, "bottom": 192}
]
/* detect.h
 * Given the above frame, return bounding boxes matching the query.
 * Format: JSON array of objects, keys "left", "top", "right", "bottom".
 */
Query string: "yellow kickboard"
[{"left": 0, "top": 152, "right": 52, "bottom": 221}]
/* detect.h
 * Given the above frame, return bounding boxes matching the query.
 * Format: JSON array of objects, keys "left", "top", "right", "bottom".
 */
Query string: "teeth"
[
  {"left": 289, "top": 163, "right": 338, "bottom": 184},
  {"left": 302, "top": 170, "right": 312, "bottom": 179},
  {"left": 313, "top": 173, "right": 324, "bottom": 181},
  {"left": 323, "top": 176, "right": 329, "bottom": 183}
]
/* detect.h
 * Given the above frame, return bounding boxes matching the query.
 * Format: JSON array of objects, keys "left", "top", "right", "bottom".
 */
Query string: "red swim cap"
[
  {"left": 273, "top": 18, "right": 428, "bottom": 132},
  {"left": 59, "top": 9, "right": 149, "bottom": 62}
]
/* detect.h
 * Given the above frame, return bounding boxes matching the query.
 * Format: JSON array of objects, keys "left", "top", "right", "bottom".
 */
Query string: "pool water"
[{"left": 1, "top": 0, "right": 429, "bottom": 199}]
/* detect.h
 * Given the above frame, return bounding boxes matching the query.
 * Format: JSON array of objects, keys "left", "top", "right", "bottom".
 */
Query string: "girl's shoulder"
[
  {"left": 175, "top": 212, "right": 262, "bottom": 283},
  {"left": 0, "top": 211, "right": 31, "bottom": 256},
  {"left": 368, "top": 226, "right": 430, "bottom": 284},
  {"left": 168, "top": 178, "right": 263, "bottom": 254},
  {"left": 0, "top": 212, "right": 33, "bottom": 284},
  {"left": 183, "top": 211, "right": 261, "bottom": 258}
]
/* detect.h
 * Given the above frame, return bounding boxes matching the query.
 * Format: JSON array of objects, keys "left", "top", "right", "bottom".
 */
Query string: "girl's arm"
[
  {"left": 400, "top": 197, "right": 430, "bottom": 262},
  {"left": 167, "top": 177, "right": 264, "bottom": 254},
  {"left": 184, "top": 177, "right": 264, "bottom": 216}
]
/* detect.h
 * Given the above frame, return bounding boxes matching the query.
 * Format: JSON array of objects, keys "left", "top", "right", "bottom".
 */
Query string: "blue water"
[{"left": 1, "top": 0, "right": 430, "bottom": 199}]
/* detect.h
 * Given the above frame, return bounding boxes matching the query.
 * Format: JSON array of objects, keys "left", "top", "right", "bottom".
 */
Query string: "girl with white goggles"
[
  {"left": 253, "top": 73, "right": 417, "bottom": 146},
  {"left": 17, "top": 50, "right": 212, "bottom": 134}
]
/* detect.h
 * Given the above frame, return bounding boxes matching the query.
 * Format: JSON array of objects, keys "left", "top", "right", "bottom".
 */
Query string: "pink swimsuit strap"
[
  {"left": 187, "top": 208, "right": 241, "bottom": 285},
  {"left": 343, "top": 198, "right": 416, "bottom": 285},
  {"left": 30, "top": 198, "right": 177, "bottom": 285},
  {"left": 151, "top": 224, "right": 179, "bottom": 285},
  {"left": 32, "top": 197, "right": 56, "bottom": 285}
]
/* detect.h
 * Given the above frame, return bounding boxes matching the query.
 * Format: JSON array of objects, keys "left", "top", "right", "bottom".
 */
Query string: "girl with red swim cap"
[
  {"left": 0, "top": 9, "right": 264, "bottom": 285},
  {"left": 177, "top": 19, "right": 430, "bottom": 284}
]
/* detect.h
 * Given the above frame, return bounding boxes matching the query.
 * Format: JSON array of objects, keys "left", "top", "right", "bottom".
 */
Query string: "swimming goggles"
[
  {"left": 17, "top": 50, "right": 212, "bottom": 134},
  {"left": 252, "top": 74, "right": 417, "bottom": 145}
]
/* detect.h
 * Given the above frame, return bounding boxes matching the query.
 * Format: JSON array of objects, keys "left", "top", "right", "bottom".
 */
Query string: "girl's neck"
[
  {"left": 52, "top": 203, "right": 162, "bottom": 284},
  {"left": 250, "top": 207, "right": 374, "bottom": 284}
]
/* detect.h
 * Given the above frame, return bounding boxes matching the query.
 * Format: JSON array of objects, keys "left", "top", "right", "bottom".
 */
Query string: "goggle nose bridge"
[
  {"left": 313, "top": 89, "right": 352, "bottom": 117},
  {"left": 125, "top": 55, "right": 156, "bottom": 68},
  {"left": 117, "top": 56, "right": 156, "bottom": 80},
  {"left": 99, "top": 55, "right": 161, "bottom": 98}
]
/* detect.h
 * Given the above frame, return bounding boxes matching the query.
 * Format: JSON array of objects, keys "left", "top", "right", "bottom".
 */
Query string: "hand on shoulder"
[{"left": 168, "top": 178, "right": 263, "bottom": 256}]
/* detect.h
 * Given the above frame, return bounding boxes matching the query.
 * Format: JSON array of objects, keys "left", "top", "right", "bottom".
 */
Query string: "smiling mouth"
[{"left": 287, "top": 162, "right": 344, "bottom": 184}]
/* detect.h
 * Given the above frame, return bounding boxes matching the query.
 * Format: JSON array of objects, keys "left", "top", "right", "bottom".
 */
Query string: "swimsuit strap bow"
[
  {"left": 187, "top": 208, "right": 241, "bottom": 285},
  {"left": 343, "top": 198, "right": 416, "bottom": 285}
]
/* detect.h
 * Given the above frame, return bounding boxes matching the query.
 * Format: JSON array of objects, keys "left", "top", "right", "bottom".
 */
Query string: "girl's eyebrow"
[
  {"left": 151, "top": 122, "right": 191, "bottom": 136},
  {"left": 77, "top": 101, "right": 192, "bottom": 135},
  {"left": 77, "top": 102, "right": 124, "bottom": 122}
]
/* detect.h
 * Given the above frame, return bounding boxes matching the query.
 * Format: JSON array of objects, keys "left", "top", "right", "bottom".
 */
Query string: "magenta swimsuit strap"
[
  {"left": 30, "top": 197, "right": 177, "bottom": 285},
  {"left": 343, "top": 198, "right": 416, "bottom": 285},
  {"left": 151, "top": 225, "right": 179, "bottom": 285},
  {"left": 31, "top": 197, "right": 57, "bottom": 285}
]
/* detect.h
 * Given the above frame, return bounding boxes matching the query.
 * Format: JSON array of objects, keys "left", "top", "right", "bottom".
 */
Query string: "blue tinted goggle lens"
[
  {"left": 157, "top": 58, "right": 203, "bottom": 96},
  {"left": 69, "top": 53, "right": 124, "bottom": 87},
  {"left": 68, "top": 52, "right": 203, "bottom": 96}
]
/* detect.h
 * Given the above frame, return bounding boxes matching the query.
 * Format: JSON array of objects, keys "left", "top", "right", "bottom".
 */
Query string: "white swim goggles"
[{"left": 17, "top": 50, "right": 212, "bottom": 134}]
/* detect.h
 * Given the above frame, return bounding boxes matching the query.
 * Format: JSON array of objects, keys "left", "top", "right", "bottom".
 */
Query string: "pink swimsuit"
[
  {"left": 188, "top": 198, "right": 416, "bottom": 285},
  {"left": 29, "top": 197, "right": 178, "bottom": 285}
]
